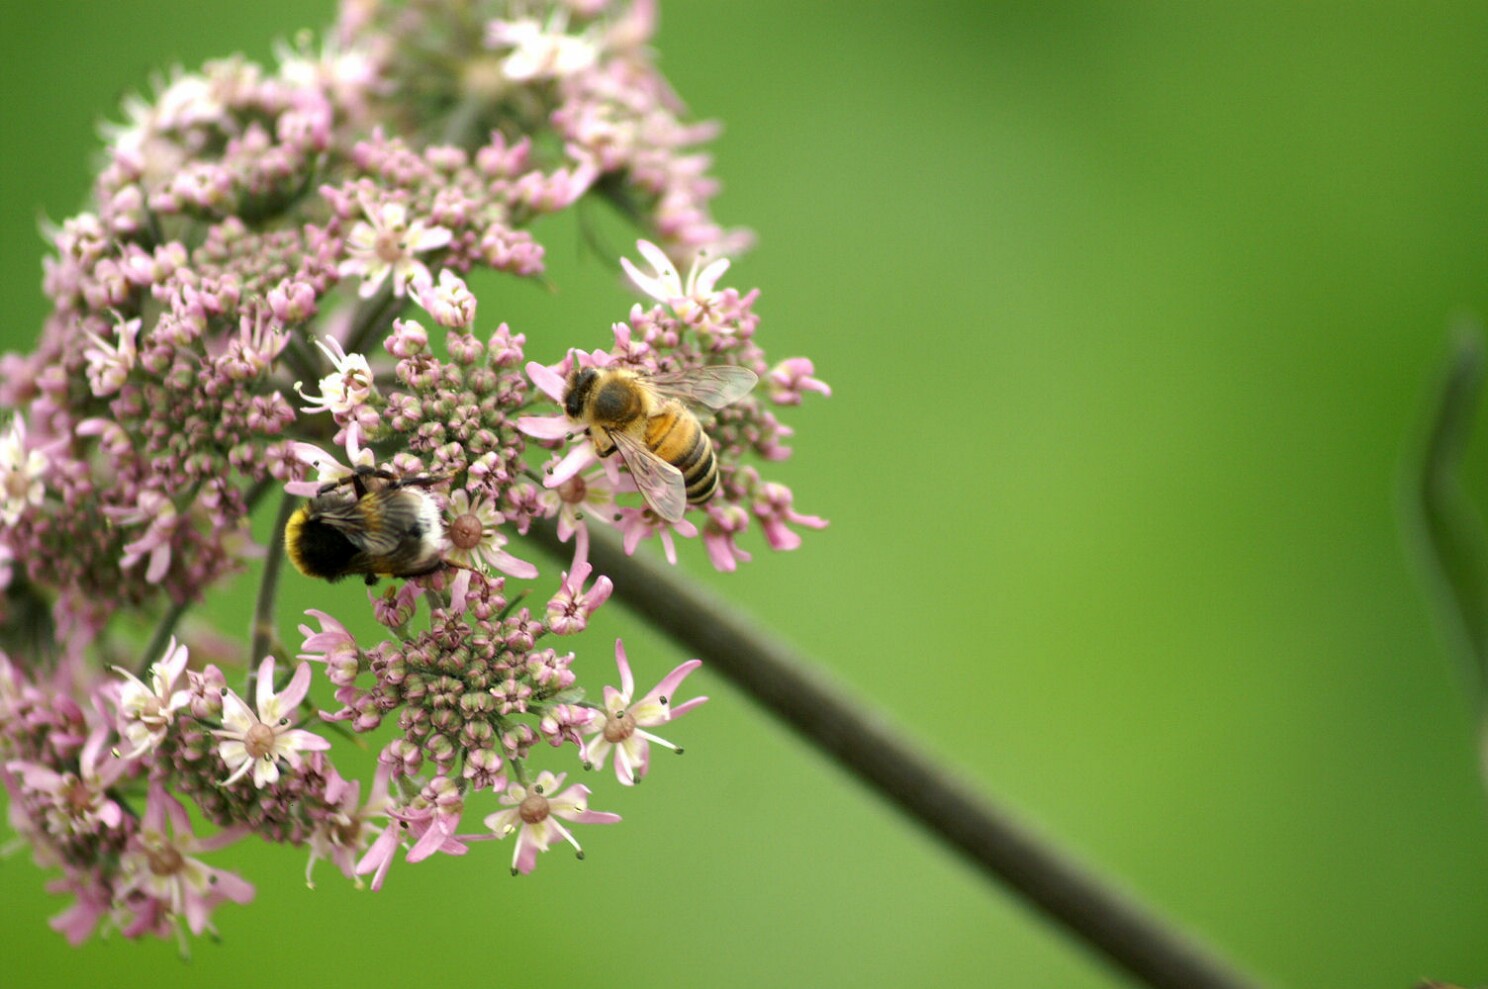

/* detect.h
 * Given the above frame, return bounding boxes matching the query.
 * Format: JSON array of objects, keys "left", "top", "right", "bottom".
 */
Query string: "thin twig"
[
  {"left": 252, "top": 491, "right": 299, "bottom": 664},
  {"left": 341, "top": 283, "right": 401, "bottom": 359},
  {"left": 134, "top": 597, "right": 193, "bottom": 678},
  {"left": 525, "top": 521, "right": 1263, "bottom": 989},
  {"left": 1402, "top": 321, "right": 1488, "bottom": 783}
]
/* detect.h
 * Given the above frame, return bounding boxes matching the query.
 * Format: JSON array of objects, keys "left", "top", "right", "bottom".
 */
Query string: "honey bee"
[
  {"left": 563, "top": 363, "right": 758, "bottom": 522},
  {"left": 284, "top": 467, "right": 446, "bottom": 585}
]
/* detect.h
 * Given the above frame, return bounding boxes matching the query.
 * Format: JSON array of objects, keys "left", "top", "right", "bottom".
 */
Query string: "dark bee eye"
[{"left": 565, "top": 368, "right": 597, "bottom": 419}]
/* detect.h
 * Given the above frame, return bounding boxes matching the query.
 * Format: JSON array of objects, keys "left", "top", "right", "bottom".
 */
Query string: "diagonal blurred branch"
[
  {"left": 1402, "top": 320, "right": 1488, "bottom": 784},
  {"left": 526, "top": 521, "right": 1264, "bottom": 989}
]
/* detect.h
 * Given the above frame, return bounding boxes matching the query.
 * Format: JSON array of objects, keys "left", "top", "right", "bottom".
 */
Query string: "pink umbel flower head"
[
  {"left": 483, "top": 770, "right": 619, "bottom": 875},
  {"left": 0, "top": 0, "right": 826, "bottom": 937},
  {"left": 583, "top": 639, "right": 707, "bottom": 785},
  {"left": 214, "top": 657, "right": 331, "bottom": 788}
]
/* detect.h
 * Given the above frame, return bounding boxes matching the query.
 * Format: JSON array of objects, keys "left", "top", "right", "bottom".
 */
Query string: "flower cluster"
[{"left": 0, "top": 0, "right": 826, "bottom": 945}]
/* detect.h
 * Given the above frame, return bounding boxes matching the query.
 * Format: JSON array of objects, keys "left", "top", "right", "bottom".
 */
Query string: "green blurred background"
[{"left": 2, "top": 2, "right": 1486, "bottom": 987}]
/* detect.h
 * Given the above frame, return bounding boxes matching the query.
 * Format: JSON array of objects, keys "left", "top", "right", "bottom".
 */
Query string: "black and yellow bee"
[
  {"left": 563, "top": 363, "right": 757, "bottom": 522},
  {"left": 284, "top": 468, "right": 445, "bottom": 584}
]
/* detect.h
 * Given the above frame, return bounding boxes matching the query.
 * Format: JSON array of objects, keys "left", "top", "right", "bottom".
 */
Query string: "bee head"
[{"left": 565, "top": 366, "right": 599, "bottom": 419}]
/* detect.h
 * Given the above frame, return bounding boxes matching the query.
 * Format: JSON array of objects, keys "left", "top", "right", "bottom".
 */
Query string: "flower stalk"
[{"left": 526, "top": 520, "right": 1263, "bottom": 989}]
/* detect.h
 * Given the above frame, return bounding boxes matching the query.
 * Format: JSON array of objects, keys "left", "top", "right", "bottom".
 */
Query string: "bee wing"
[
  {"left": 611, "top": 429, "right": 688, "bottom": 522},
  {"left": 310, "top": 489, "right": 421, "bottom": 557},
  {"left": 645, "top": 365, "right": 758, "bottom": 410}
]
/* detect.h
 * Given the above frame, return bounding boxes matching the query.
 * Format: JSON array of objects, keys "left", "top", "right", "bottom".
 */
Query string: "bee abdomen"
[
  {"left": 683, "top": 444, "right": 720, "bottom": 504},
  {"left": 647, "top": 408, "right": 720, "bottom": 506},
  {"left": 284, "top": 508, "right": 359, "bottom": 582}
]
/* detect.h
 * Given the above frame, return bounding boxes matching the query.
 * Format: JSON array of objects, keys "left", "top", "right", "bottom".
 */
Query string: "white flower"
[
  {"left": 294, "top": 337, "right": 373, "bottom": 416},
  {"left": 483, "top": 770, "right": 620, "bottom": 875},
  {"left": 620, "top": 239, "right": 730, "bottom": 326},
  {"left": 214, "top": 657, "right": 330, "bottom": 788},
  {"left": 81, "top": 317, "right": 139, "bottom": 396},
  {"left": 113, "top": 636, "right": 192, "bottom": 759},
  {"left": 583, "top": 639, "right": 706, "bottom": 785},
  {"left": 0, "top": 415, "right": 47, "bottom": 525},
  {"left": 445, "top": 489, "right": 539, "bottom": 579},
  {"left": 486, "top": 15, "right": 599, "bottom": 82}
]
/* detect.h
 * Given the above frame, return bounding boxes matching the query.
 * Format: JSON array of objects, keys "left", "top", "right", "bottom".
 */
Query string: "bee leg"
[
  {"left": 393, "top": 474, "right": 447, "bottom": 490},
  {"left": 317, "top": 466, "right": 398, "bottom": 497},
  {"left": 363, "top": 573, "right": 380, "bottom": 587}
]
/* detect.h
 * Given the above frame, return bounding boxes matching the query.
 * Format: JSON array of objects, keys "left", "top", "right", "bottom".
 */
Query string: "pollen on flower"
[{"left": 518, "top": 792, "right": 549, "bottom": 824}]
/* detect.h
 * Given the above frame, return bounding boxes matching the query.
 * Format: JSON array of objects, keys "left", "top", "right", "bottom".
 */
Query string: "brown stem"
[{"left": 525, "top": 521, "right": 1264, "bottom": 989}]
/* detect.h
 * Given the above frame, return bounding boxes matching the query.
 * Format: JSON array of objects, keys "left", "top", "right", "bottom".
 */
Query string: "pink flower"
[
  {"left": 545, "top": 559, "right": 613, "bottom": 635},
  {"left": 354, "top": 772, "right": 470, "bottom": 890},
  {"left": 615, "top": 506, "right": 697, "bottom": 564},
  {"left": 445, "top": 489, "right": 539, "bottom": 579},
  {"left": 80, "top": 317, "right": 139, "bottom": 396},
  {"left": 583, "top": 639, "right": 706, "bottom": 785},
  {"left": 413, "top": 268, "right": 477, "bottom": 328},
  {"left": 6, "top": 725, "right": 128, "bottom": 837},
  {"left": 753, "top": 482, "right": 828, "bottom": 551},
  {"left": 337, "top": 191, "right": 452, "bottom": 298},
  {"left": 767, "top": 357, "right": 831, "bottom": 405},
  {"left": 285, "top": 421, "right": 375, "bottom": 496},
  {"left": 297, "top": 609, "right": 360, "bottom": 688},
  {"left": 702, "top": 503, "right": 752, "bottom": 573},
  {"left": 544, "top": 468, "right": 622, "bottom": 545},
  {"left": 539, "top": 702, "right": 594, "bottom": 751},
  {"left": 107, "top": 491, "right": 179, "bottom": 584},
  {"left": 483, "top": 770, "right": 619, "bottom": 875},
  {"left": 46, "top": 870, "right": 113, "bottom": 946},
  {"left": 115, "top": 786, "right": 254, "bottom": 937},
  {"left": 213, "top": 657, "right": 331, "bottom": 788},
  {"left": 304, "top": 758, "right": 392, "bottom": 887}
]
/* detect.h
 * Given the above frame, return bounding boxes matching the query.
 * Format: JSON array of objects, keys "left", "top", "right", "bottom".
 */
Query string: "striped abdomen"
[{"left": 646, "top": 401, "right": 719, "bottom": 505}]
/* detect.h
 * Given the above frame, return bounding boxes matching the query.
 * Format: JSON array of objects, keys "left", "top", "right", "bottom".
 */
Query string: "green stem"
[
  {"left": 341, "top": 283, "right": 401, "bottom": 359},
  {"left": 1403, "top": 321, "right": 1488, "bottom": 783},
  {"left": 252, "top": 491, "right": 299, "bottom": 665},
  {"left": 134, "top": 597, "right": 192, "bottom": 678}
]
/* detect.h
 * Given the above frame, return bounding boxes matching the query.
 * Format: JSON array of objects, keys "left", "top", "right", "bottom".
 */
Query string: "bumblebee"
[
  {"left": 284, "top": 468, "right": 446, "bottom": 584},
  {"left": 563, "top": 363, "right": 758, "bottom": 522}
]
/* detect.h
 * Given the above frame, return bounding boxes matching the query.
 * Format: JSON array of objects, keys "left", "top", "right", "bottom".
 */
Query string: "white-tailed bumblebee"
[
  {"left": 284, "top": 468, "right": 445, "bottom": 584},
  {"left": 563, "top": 363, "right": 758, "bottom": 522}
]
